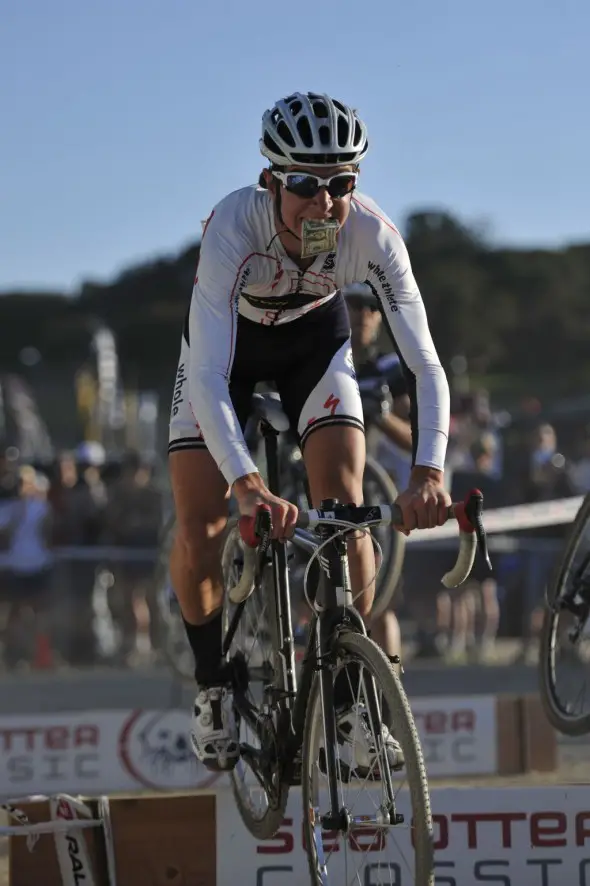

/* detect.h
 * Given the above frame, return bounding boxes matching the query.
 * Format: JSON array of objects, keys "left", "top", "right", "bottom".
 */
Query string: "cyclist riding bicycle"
[{"left": 167, "top": 91, "right": 452, "bottom": 773}]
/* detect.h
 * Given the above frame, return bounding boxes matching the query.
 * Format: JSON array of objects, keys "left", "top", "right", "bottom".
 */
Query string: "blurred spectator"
[
  {"left": 49, "top": 450, "right": 107, "bottom": 665},
  {"left": 447, "top": 390, "right": 504, "bottom": 484},
  {"left": 451, "top": 434, "right": 504, "bottom": 508},
  {"left": 103, "top": 451, "right": 163, "bottom": 665},
  {"left": 449, "top": 438, "right": 506, "bottom": 671},
  {"left": 2, "top": 466, "right": 55, "bottom": 670},
  {"left": 471, "top": 390, "right": 504, "bottom": 479},
  {"left": 437, "top": 436, "right": 500, "bottom": 662},
  {"left": 521, "top": 423, "right": 574, "bottom": 503},
  {"left": 50, "top": 451, "right": 106, "bottom": 545}
]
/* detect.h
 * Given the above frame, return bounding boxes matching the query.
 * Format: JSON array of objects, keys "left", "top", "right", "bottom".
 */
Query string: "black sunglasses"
[{"left": 272, "top": 170, "right": 358, "bottom": 199}]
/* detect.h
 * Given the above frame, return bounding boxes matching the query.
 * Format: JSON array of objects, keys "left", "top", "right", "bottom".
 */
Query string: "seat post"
[{"left": 260, "top": 421, "right": 281, "bottom": 496}]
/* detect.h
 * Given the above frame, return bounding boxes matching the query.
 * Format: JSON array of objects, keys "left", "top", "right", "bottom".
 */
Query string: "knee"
[
  {"left": 318, "top": 467, "right": 364, "bottom": 507},
  {"left": 175, "top": 514, "right": 227, "bottom": 570},
  {"left": 305, "top": 427, "right": 365, "bottom": 505}
]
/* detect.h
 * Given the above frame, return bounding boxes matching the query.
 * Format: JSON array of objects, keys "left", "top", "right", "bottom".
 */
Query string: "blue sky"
[{"left": 2, "top": 0, "right": 588, "bottom": 292}]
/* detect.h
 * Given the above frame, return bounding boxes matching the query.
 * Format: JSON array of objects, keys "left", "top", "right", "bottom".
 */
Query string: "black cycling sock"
[{"left": 182, "top": 610, "right": 224, "bottom": 686}]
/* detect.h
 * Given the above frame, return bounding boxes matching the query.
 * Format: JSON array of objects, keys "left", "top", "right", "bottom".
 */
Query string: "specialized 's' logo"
[
  {"left": 321, "top": 252, "right": 336, "bottom": 273},
  {"left": 324, "top": 393, "right": 340, "bottom": 415}
]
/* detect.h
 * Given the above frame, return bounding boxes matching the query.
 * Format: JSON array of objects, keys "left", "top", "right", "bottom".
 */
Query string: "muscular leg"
[
  {"left": 167, "top": 448, "right": 242, "bottom": 771},
  {"left": 168, "top": 449, "right": 230, "bottom": 682}
]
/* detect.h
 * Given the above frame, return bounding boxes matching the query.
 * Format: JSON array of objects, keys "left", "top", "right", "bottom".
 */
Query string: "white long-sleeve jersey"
[{"left": 182, "top": 185, "right": 450, "bottom": 486}]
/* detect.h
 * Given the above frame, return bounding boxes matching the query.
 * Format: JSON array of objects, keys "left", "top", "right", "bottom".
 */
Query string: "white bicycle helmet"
[{"left": 260, "top": 92, "right": 369, "bottom": 167}]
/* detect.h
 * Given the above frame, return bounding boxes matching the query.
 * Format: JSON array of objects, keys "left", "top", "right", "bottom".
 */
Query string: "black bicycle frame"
[
  {"left": 227, "top": 417, "right": 395, "bottom": 822},
  {"left": 266, "top": 420, "right": 381, "bottom": 812}
]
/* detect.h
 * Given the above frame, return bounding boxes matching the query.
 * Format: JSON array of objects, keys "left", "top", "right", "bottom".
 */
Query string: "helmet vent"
[
  {"left": 296, "top": 116, "right": 314, "bottom": 148},
  {"left": 337, "top": 116, "right": 349, "bottom": 147},
  {"left": 312, "top": 100, "right": 329, "bottom": 118},
  {"left": 277, "top": 120, "right": 296, "bottom": 147}
]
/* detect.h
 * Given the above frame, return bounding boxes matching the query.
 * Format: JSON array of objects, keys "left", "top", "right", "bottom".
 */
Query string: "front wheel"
[{"left": 301, "top": 630, "right": 434, "bottom": 885}]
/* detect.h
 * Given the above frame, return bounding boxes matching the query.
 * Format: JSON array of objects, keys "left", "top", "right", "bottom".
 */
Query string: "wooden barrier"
[
  {"left": 496, "top": 693, "right": 557, "bottom": 776},
  {"left": 8, "top": 794, "right": 216, "bottom": 886}
]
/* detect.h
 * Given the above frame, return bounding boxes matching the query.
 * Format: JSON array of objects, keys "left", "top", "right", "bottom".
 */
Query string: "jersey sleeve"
[
  {"left": 186, "top": 202, "right": 258, "bottom": 486},
  {"left": 354, "top": 198, "right": 450, "bottom": 471}
]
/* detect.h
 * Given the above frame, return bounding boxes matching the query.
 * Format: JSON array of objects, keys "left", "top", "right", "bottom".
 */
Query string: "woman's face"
[{"left": 264, "top": 164, "right": 356, "bottom": 254}]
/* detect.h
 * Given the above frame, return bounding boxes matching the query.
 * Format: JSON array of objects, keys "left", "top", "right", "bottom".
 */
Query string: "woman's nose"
[{"left": 312, "top": 187, "right": 333, "bottom": 213}]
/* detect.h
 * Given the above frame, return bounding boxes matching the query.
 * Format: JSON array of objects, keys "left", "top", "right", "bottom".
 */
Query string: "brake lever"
[
  {"left": 464, "top": 489, "right": 492, "bottom": 571},
  {"left": 238, "top": 503, "right": 273, "bottom": 552},
  {"left": 254, "top": 506, "right": 272, "bottom": 551}
]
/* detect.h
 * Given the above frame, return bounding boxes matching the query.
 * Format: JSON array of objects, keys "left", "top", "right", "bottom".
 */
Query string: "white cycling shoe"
[
  {"left": 190, "top": 685, "right": 240, "bottom": 772},
  {"left": 320, "top": 702, "right": 404, "bottom": 779}
]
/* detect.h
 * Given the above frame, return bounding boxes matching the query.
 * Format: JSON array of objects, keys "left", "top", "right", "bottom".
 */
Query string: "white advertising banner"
[
  {"left": 0, "top": 710, "right": 217, "bottom": 797},
  {"left": 218, "top": 784, "right": 590, "bottom": 886},
  {"left": 0, "top": 694, "right": 497, "bottom": 798}
]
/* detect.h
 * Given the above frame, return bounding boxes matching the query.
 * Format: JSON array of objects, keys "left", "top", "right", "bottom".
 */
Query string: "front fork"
[{"left": 313, "top": 500, "right": 397, "bottom": 830}]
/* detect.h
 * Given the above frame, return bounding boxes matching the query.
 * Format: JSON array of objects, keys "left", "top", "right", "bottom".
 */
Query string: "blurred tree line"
[{"left": 1, "top": 210, "right": 589, "bottom": 405}]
